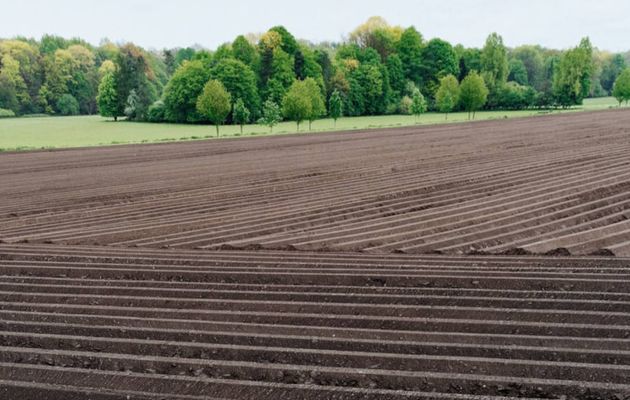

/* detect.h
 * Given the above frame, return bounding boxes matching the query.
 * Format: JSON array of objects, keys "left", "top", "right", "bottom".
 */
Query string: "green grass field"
[{"left": 0, "top": 97, "right": 623, "bottom": 152}]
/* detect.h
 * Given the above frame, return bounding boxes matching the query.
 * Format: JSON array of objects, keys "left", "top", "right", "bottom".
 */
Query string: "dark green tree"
[
  {"left": 114, "top": 44, "right": 157, "bottom": 121},
  {"left": 211, "top": 58, "right": 260, "bottom": 119},
  {"left": 162, "top": 60, "right": 211, "bottom": 122},
  {"left": 420, "top": 39, "right": 459, "bottom": 98},
  {"left": 508, "top": 58, "right": 528, "bottom": 85},
  {"left": 396, "top": 27, "right": 423, "bottom": 84},
  {"left": 56, "top": 93, "right": 79, "bottom": 115},
  {"left": 232, "top": 35, "right": 258, "bottom": 67}
]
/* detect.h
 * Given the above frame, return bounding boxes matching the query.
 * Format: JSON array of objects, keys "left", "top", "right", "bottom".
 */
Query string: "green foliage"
[
  {"left": 0, "top": 73, "right": 20, "bottom": 114},
  {"left": 329, "top": 90, "right": 343, "bottom": 124},
  {"left": 420, "top": 39, "right": 459, "bottom": 98},
  {"left": 211, "top": 58, "right": 260, "bottom": 119},
  {"left": 553, "top": 38, "right": 593, "bottom": 107},
  {"left": 232, "top": 35, "right": 258, "bottom": 67},
  {"left": 114, "top": 44, "right": 157, "bottom": 121},
  {"left": 601, "top": 54, "right": 627, "bottom": 94},
  {"left": 303, "top": 77, "right": 326, "bottom": 129},
  {"left": 459, "top": 71, "right": 489, "bottom": 119},
  {"left": 497, "top": 82, "right": 537, "bottom": 110},
  {"left": 613, "top": 68, "right": 630, "bottom": 105},
  {"left": 257, "top": 99, "right": 282, "bottom": 132},
  {"left": 397, "top": 27, "right": 423, "bottom": 84},
  {"left": 232, "top": 98, "right": 251, "bottom": 133},
  {"left": 411, "top": 91, "right": 427, "bottom": 119},
  {"left": 456, "top": 46, "right": 482, "bottom": 82},
  {"left": 435, "top": 75, "right": 459, "bottom": 118},
  {"left": 56, "top": 93, "right": 80, "bottom": 115},
  {"left": 147, "top": 100, "right": 165, "bottom": 122},
  {"left": 282, "top": 79, "right": 312, "bottom": 130},
  {"left": 163, "top": 60, "right": 211, "bottom": 123},
  {"left": 0, "top": 108, "right": 16, "bottom": 118},
  {"left": 196, "top": 79, "right": 231, "bottom": 136},
  {"left": 269, "top": 26, "right": 299, "bottom": 55},
  {"left": 512, "top": 45, "right": 544, "bottom": 90},
  {"left": 386, "top": 54, "right": 405, "bottom": 99},
  {"left": 124, "top": 89, "right": 139, "bottom": 119},
  {"left": 508, "top": 58, "right": 528, "bottom": 85},
  {"left": 97, "top": 72, "right": 120, "bottom": 120},
  {"left": 481, "top": 33, "right": 509, "bottom": 93}
]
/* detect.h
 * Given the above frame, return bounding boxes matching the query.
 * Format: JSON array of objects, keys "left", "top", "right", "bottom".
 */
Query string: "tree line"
[{"left": 2, "top": 17, "right": 630, "bottom": 123}]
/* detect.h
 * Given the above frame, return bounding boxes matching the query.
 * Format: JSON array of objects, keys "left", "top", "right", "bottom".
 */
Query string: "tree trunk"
[
  {"left": 114, "top": 116, "right": 118, "bottom": 122},
  {"left": 240, "top": 124, "right": 243, "bottom": 134},
  {"left": 297, "top": 121, "right": 300, "bottom": 132},
  {"left": 216, "top": 125, "right": 219, "bottom": 137},
  {"left": 445, "top": 113, "right": 448, "bottom": 121},
  {"left": 334, "top": 119, "right": 337, "bottom": 128},
  {"left": 309, "top": 120, "right": 312, "bottom": 131}
]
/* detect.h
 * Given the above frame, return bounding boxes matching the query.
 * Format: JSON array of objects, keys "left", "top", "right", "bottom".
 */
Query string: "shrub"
[
  {"left": 398, "top": 96, "right": 413, "bottom": 115},
  {"left": 56, "top": 94, "right": 80, "bottom": 116},
  {"left": 0, "top": 108, "right": 16, "bottom": 118},
  {"left": 147, "top": 100, "right": 166, "bottom": 122}
]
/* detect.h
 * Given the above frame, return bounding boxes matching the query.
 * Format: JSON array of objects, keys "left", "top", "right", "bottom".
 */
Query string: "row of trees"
[
  {"left": 2, "top": 18, "right": 630, "bottom": 122},
  {"left": 0, "top": 35, "right": 168, "bottom": 116}
]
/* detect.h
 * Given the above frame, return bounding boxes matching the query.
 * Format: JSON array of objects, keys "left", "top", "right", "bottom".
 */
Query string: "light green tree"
[
  {"left": 303, "top": 77, "right": 325, "bottom": 130},
  {"left": 329, "top": 89, "right": 343, "bottom": 127},
  {"left": 96, "top": 71, "right": 120, "bottom": 121},
  {"left": 481, "top": 33, "right": 509, "bottom": 90},
  {"left": 232, "top": 98, "right": 251, "bottom": 134},
  {"left": 459, "top": 71, "right": 489, "bottom": 119},
  {"left": 410, "top": 91, "right": 427, "bottom": 122},
  {"left": 613, "top": 69, "right": 630, "bottom": 106},
  {"left": 258, "top": 99, "right": 282, "bottom": 133},
  {"left": 282, "top": 80, "right": 312, "bottom": 131},
  {"left": 435, "top": 74, "right": 459, "bottom": 120},
  {"left": 196, "top": 79, "right": 232, "bottom": 137}
]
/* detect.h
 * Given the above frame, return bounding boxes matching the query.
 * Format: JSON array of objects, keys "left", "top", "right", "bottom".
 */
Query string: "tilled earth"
[
  {"left": 1, "top": 110, "right": 630, "bottom": 255},
  {"left": 1, "top": 110, "right": 630, "bottom": 399}
]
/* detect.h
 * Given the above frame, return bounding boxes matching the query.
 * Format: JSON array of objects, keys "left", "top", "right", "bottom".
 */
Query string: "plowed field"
[{"left": 1, "top": 110, "right": 630, "bottom": 399}]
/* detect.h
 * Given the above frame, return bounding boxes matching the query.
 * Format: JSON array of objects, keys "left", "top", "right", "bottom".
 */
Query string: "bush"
[
  {"left": 147, "top": 100, "right": 166, "bottom": 122},
  {"left": 398, "top": 96, "right": 413, "bottom": 115},
  {"left": 496, "top": 82, "right": 537, "bottom": 110},
  {"left": 0, "top": 108, "right": 16, "bottom": 118},
  {"left": 56, "top": 94, "right": 80, "bottom": 116}
]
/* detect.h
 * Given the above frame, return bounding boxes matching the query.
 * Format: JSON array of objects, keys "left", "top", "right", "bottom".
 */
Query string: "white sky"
[{"left": 2, "top": 0, "right": 629, "bottom": 52}]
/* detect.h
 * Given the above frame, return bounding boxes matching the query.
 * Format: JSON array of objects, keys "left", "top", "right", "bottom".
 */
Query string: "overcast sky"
[{"left": 2, "top": 0, "right": 628, "bottom": 52}]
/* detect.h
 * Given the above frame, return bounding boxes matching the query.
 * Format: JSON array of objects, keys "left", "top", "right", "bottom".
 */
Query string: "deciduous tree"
[
  {"left": 435, "top": 74, "right": 459, "bottom": 120},
  {"left": 96, "top": 71, "right": 120, "bottom": 121},
  {"left": 196, "top": 79, "right": 232, "bottom": 137},
  {"left": 459, "top": 71, "right": 488, "bottom": 119},
  {"left": 329, "top": 89, "right": 343, "bottom": 127},
  {"left": 232, "top": 98, "right": 250, "bottom": 134},
  {"left": 613, "top": 68, "right": 630, "bottom": 106},
  {"left": 163, "top": 60, "right": 211, "bottom": 122},
  {"left": 258, "top": 99, "right": 282, "bottom": 132}
]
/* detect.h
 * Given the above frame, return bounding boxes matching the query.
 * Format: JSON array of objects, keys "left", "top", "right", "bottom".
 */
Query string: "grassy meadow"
[{"left": 0, "top": 97, "right": 623, "bottom": 152}]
